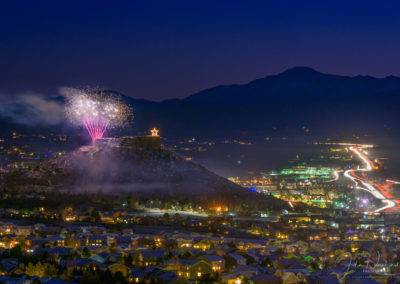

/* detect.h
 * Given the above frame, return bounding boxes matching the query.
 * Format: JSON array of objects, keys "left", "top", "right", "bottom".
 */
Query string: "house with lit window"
[
  {"left": 226, "top": 253, "right": 247, "bottom": 267},
  {"left": 199, "top": 254, "right": 226, "bottom": 272},
  {"left": 87, "top": 235, "right": 108, "bottom": 246},
  {"left": 136, "top": 249, "right": 166, "bottom": 266},
  {"left": 184, "top": 259, "right": 213, "bottom": 280}
]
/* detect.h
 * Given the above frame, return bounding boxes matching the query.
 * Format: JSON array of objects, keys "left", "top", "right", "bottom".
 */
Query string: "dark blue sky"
[{"left": 1, "top": 0, "right": 400, "bottom": 100}]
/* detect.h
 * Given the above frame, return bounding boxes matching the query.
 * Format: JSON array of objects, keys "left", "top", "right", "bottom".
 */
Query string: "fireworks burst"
[{"left": 63, "top": 87, "right": 132, "bottom": 143}]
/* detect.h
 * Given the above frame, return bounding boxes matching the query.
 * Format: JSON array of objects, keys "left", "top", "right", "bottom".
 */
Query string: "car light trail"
[
  {"left": 344, "top": 146, "right": 400, "bottom": 213},
  {"left": 326, "top": 170, "right": 342, "bottom": 182},
  {"left": 375, "top": 200, "right": 396, "bottom": 213}
]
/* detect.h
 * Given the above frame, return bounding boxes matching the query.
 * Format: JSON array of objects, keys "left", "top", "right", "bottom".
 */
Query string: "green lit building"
[{"left": 280, "top": 166, "right": 332, "bottom": 180}]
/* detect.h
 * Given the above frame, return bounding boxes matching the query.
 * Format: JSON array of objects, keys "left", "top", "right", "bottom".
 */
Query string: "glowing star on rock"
[{"left": 150, "top": 128, "right": 159, "bottom": 136}]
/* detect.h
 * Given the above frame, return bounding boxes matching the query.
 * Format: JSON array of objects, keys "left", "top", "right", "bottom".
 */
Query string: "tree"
[
  {"left": 82, "top": 247, "right": 90, "bottom": 258},
  {"left": 81, "top": 271, "right": 100, "bottom": 284},
  {"left": 113, "top": 271, "right": 127, "bottom": 284},
  {"left": 60, "top": 268, "right": 72, "bottom": 282},
  {"left": 174, "top": 213, "right": 182, "bottom": 223},
  {"left": 163, "top": 213, "right": 170, "bottom": 223},
  {"left": 10, "top": 244, "right": 22, "bottom": 259},
  {"left": 180, "top": 251, "right": 192, "bottom": 259},
  {"left": 25, "top": 262, "right": 36, "bottom": 276},
  {"left": 91, "top": 210, "right": 101, "bottom": 222},
  {"left": 44, "top": 263, "right": 59, "bottom": 277},
  {"left": 124, "top": 254, "right": 133, "bottom": 266},
  {"left": 26, "top": 262, "right": 46, "bottom": 277},
  {"left": 261, "top": 257, "right": 273, "bottom": 267},
  {"left": 104, "top": 268, "right": 112, "bottom": 283}
]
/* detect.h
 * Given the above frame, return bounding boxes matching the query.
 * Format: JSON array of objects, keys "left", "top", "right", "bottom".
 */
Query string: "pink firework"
[
  {"left": 81, "top": 117, "right": 110, "bottom": 143},
  {"left": 64, "top": 88, "right": 131, "bottom": 143}
]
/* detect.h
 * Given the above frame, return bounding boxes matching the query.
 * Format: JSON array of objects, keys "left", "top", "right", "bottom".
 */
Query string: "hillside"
[{"left": 1, "top": 137, "right": 293, "bottom": 212}]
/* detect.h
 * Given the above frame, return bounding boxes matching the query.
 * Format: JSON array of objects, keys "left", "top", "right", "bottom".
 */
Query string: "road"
[{"left": 344, "top": 146, "right": 400, "bottom": 213}]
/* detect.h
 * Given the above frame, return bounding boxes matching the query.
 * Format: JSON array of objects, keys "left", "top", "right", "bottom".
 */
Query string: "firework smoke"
[{"left": 63, "top": 87, "right": 132, "bottom": 143}]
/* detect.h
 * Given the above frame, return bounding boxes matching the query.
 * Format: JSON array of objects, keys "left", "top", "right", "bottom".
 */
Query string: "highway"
[{"left": 344, "top": 146, "right": 400, "bottom": 213}]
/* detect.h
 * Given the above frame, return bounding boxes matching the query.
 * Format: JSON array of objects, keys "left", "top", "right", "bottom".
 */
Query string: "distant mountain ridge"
[
  {"left": 185, "top": 66, "right": 400, "bottom": 102},
  {"left": 128, "top": 66, "right": 400, "bottom": 139},
  {"left": 1, "top": 67, "right": 400, "bottom": 140}
]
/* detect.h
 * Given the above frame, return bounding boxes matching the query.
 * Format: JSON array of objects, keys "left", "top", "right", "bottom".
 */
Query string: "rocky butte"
[{"left": 2, "top": 135, "right": 294, "bottom": 211}]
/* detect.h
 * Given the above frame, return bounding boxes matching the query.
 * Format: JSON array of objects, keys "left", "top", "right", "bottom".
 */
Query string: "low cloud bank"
[{"left": 0, "top": 92, "right": 64, "bottom": 126}]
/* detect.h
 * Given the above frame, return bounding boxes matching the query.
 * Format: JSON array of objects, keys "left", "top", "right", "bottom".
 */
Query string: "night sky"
[{"left": 1, "top": 1, "right": 400, "bottom": 101}]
